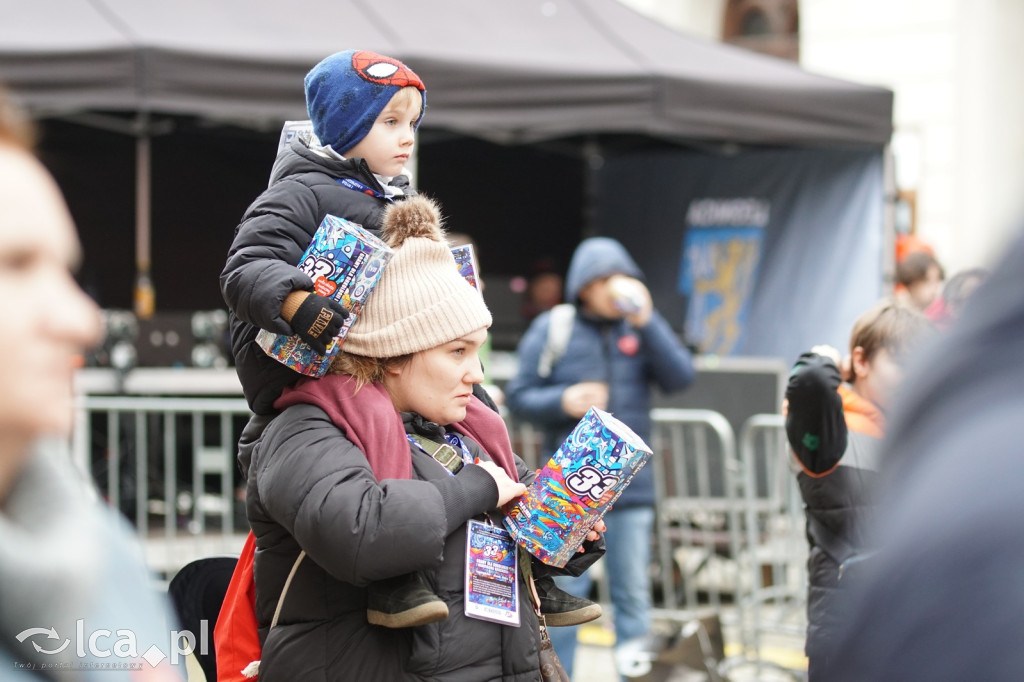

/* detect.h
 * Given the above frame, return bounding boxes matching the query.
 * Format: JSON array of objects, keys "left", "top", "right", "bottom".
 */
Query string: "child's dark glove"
[{"left": 289, "top": 293, "right": 349, "bottom": 354}]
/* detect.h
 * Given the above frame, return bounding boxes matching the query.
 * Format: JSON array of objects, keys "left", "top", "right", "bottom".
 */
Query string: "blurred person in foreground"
[
  {"left": 0, "top": 92, "right": 182, "bottom": 678},
  {"left": 505, "top": 237, "right": 695, "bottom": 679},
  {"left": 822, "top": 224, "right": 1024, "bottom": 681},
  {"left": 785, "top": 300, "right": 932, "bottom": 679}
]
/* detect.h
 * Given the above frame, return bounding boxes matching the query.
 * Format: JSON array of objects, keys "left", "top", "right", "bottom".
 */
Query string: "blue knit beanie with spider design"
[{"left": 304, "top": 49, "right": 427, "bottom": 155}]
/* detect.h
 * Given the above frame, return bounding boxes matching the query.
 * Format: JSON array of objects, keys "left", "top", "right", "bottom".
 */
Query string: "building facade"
[{"left": 620, "top": 0, "right": 1024, "bottom": 274}]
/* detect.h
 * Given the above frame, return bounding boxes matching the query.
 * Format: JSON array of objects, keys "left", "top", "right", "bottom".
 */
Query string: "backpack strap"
[
  {"left": 241, "top": 549, "right": 306, "bottom": 679},
  {"left": 408, "top": 433, "right": 466, "bottom": 475},
  {"left": 270, "top": 551, "right": 306, "bottom": 629},
  {"left": 537, "top": 304, "right": 575, "bottom": 378}
]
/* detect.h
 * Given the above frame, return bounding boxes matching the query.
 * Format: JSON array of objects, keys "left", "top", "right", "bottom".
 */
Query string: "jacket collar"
[{"left": 838, "top": 384, "right": 885, "bottom": 438}]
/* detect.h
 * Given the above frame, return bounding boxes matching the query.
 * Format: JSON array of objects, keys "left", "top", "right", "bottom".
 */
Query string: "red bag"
[{"left": 214, "top": 531, "right": 261, "bottom": 680}]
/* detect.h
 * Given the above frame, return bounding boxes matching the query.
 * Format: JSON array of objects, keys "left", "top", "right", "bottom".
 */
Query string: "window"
[{"left": 722, "top": 0, "right": 799, "bottom": 61}]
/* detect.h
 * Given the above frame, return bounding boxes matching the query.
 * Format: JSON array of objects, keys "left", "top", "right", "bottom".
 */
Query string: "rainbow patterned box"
[
  {"left": 450, "top": 243, "right": 479, "bottom": 291},
  {"left": 503, "top": 407, "right": 652, "bottom": 568},
  {"left": 256, "top": 214, "right": 392, "bottom": 376}
]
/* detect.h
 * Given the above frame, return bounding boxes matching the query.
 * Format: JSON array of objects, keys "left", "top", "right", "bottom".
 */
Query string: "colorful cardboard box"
[
  {"left": 450, "top": 243, "right": 479, "bottom": 291},
  {"left": 503, "top": 407, "right": 653, "bottom": 568},
  {"left": 256, "top": 214, "right": 392, "bottom": 376}
]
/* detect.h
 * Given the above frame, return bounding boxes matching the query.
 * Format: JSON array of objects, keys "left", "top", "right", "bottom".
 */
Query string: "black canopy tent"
[
  {"left": 1, "top": 0, "right": 894, "bottom": 360},
  {"left": 2, "top": 0, "right": 891, "bottom": 145}
]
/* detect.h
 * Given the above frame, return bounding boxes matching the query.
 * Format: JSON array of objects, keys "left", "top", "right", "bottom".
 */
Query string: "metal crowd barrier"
[
  {"left": 71, "top": 387, "right": 808, "bottom": 674},
  {"left": 71, "top": 395, "right": 252, "bottom": 578},
  {"left": 735, "top": 414, "right": 807, "bottom": 667},
  {"left": 640, "top": 409, "right": 807, "bottom": 678},
  {"left": 649, "top": 408, "right": 742, "bottom": 620},
  {"left": 645, "top": 409, "right": 806, "bottom": 679},
  {"left": 500, "top": 408, "right": 545, "bottom": 472},
  {"left": 507, "top": 407, "right": 807, "bottom": 676}
]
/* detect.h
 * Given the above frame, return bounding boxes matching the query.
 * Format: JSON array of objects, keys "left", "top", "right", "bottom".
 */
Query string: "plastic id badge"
[{"left": 465, "top": 520, "right": 520, "bottom": 626}]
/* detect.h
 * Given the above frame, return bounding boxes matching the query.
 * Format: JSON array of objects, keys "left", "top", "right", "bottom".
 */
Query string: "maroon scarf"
[{"left": 275, "top": 374, "right": 519, "bottom": 481}]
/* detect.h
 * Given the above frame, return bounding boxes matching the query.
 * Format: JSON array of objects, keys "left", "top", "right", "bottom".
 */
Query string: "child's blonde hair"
[{"left": 389, "top": 86, "right": 424, "bottom": 118}]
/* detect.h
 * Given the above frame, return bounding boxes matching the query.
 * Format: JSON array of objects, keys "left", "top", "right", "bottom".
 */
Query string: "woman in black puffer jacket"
[{"left": 248, "top": 197, "right": 602, "bottom": 681}]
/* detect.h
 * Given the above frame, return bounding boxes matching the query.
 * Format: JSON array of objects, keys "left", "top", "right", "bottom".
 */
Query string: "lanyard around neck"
[{"left": 336, "top": 177, "right": 392, "bottom": 202}]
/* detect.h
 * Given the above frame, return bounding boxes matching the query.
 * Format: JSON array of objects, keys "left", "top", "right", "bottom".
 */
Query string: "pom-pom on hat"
[
  {"left": 343, "top": 196, "right": 492, "bottom": 358},
  {"left": 304, "top": 49, "right": 427, "bottom": 155}
]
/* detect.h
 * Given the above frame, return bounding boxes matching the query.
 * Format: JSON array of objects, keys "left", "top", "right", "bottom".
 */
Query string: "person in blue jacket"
[{"left": 505, "top": 236, "right": 696, "bottom": 679}]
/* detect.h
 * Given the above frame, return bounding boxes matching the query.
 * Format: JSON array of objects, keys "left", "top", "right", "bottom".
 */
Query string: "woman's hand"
[{"left": 476, "top": 461, "right": 528, "bottom": 506}]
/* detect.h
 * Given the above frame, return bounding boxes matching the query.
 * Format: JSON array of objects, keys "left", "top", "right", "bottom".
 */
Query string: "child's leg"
[{"left": 366, "top": 572, "right": 448, "bottom": 628}]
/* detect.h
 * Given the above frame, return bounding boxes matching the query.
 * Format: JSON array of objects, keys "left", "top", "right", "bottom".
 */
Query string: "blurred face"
[
  {"left": 907, "top": 264, "right": 943, "bottom": 310},
  {"left": 851, "top": 346, "right": 904, "bottom": 411},
  {"left": 528, "top": 273, "right": 563, "bottom": 310},
  {"left": 578, "top": 277, "right": 620, "bottom": 319},
  {"left": 343, "top": 88, "right": 421, "bottom": 177},
  {"left": 0, "top": 145, "right": 102, "bottom": 441},
  {"left": 384, "top": 328, "right": 488, "bottom": 425}
]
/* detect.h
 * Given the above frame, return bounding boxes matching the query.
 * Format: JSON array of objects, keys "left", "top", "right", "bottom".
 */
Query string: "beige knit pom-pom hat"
[{"left": 342, "top": 195, "right": 492, "bottom": 358}]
